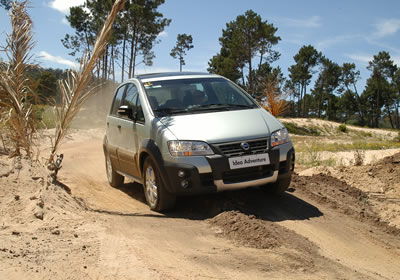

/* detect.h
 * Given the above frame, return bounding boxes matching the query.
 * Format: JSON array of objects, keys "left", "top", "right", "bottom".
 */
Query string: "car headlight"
[
  {"left": 271, "top": 128, "right": 290, "bottom": 147},
  {"left": 168, "top": 141, "right": 214, "bottom": 156}
]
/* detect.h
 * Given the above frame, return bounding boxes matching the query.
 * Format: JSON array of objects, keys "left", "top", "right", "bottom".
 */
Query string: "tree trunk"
[
  {"left": 386, "top": 104, "right": 394, "bottom": 128},
  {"left": 298, "top": 83, "right": 303, "bottom": 117},
  {"left": 318, "top": 84, "right": 324, "bottom": 119},
  {"left": 241, "top": 67, "right": 245, "bottom": 86},
  {"left": 111, "top": 44, "right": 115, "bottom": 82},
  {"left": 104, "top": 45, "right": 109, "bottom": 80},
  {"left": 395, "top": 99, "right": 400, "bottom": 129},
  {"left": 132, "top": 37, "right": 139, "bottom": 77},
  {"left": 302, "top": 83, "right": 307, "bottom": 117},
  {"left": 121, "top": 33, "right": 126, "bottom": 83},
  {"left": 375, "top": 89, "right": 380, "bottom": 128},
  {"left": 259, "top": 52, "right": 264, "bottom": 69},
  {"left": 248, "top": 45, "right": 253, "bottom": 94},
  {"left": 128, "top": 37, "right": 134, "bottom": 79}
]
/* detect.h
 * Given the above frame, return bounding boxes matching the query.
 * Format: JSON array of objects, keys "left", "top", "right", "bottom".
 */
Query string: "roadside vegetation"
[
  {"left": 282, "top": 118, "right": 400, "bottom": 166},
  {"left": 0, "top": 0, "right": 126, "bottom": 180}
]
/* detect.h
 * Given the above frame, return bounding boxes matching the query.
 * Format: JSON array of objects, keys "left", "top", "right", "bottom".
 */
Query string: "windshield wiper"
[
  {"left": 153, "top": 107, "right": 188, "bottom": 116},
  {"left": 189, "top": 103, "right": 255, "bottom": 111},
  {"left": 187, "top": 104, "right": 231, "bottom": 112},
  {"left": 225, "top": 104, "right": 256, "bottom": 109}
]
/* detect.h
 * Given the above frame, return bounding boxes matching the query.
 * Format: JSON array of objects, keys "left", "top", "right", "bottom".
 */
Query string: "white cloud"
[
  {"left": 39, "top": 51, "right": 77, "bottom": 68},
  {"left": 392, "top": 56, "right": 400, "bottom": 67},
  {"left": 346, "top": 53, "right": 372, "bottom": 65},
  {"left": 135, "top": 66, "right": 177, "bottom": 75},
  {"left": 285, "top": 34, "right": 306, "bottom": 46},
  {"left": 278, "top": 16, "right": 321, "bottom": 28},
  {"left": 61, "top": 17, "right": 69, "bottom": 25},
  {"left": 317, "top": 35, "right": 361, "bottom": 51},
  {"left": 48, "top": 0, "right": 85, "bottom": 14},
  {"left": 373, "top": 18, "right": 400, "bottom": 38},
  {"left": 158, "top": 31, "right": 168, "bottom": 38}
]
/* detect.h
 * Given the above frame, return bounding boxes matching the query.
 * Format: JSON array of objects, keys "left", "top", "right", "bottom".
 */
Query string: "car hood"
[{"left": 158, "top": 108, "right": 283, "bottom": 143}]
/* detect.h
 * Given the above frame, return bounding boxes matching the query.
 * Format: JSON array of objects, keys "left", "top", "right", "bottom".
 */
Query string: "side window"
[
  {"left": 110, "top": 85, "right": 126, "bottom": 115},
  {"left": 120, "top": 83, "right": 145, "bottom": 123},
  {"left": 123, "top": 83, "right": 138, "bottom": 108},
  {"left": 136, "top": 98, "right": 145, "bottom": 124}
]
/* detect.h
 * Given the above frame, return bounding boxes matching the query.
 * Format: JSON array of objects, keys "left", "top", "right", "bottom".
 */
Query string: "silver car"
[{"left": 103, "top": 72, "right": 295, "bottom": 212}]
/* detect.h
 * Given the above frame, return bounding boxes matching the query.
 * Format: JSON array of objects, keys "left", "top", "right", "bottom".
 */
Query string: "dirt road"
[
  {"left": 1, "top": 129, "right": 399, "bottom": 279},
  {"left": 56, "top": 132, "right": 400, "bottom": 279}
]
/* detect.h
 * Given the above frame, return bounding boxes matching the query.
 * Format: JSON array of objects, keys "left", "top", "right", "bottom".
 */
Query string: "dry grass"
[
  {"left": 47, "top": 0, "right": 126, "bottom": 175},
  {"left": 0, "top": 1, "right": 37, "bottom": 157},
  {"left": 0, "top": 0, "right": 126, "bottom": 180},
  {"left": 261, "top": 79, "right": 288, "bottom": 117}
]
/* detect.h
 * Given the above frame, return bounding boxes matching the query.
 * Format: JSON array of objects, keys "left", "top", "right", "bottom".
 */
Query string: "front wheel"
[
  {"left": 105, "top": 152, "right": 124, "bottom": 188},
  {"left": 143, "top": 157, "right": 176, "bottom": 212},
  {"left": 265, "top": 176, "right": 291, "bottom": 195}
]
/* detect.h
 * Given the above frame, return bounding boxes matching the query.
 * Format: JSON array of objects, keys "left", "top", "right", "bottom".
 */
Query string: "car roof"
[{"left": 135, "top": 72, "right": 221, "bottom": 82}]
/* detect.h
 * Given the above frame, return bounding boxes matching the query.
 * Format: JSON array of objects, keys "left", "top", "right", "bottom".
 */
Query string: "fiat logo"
[{"left": 240, "top": 142, "right": 250, "bottom": 151}]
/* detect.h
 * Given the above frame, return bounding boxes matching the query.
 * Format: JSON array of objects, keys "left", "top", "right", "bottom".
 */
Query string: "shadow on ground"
[{"left": 111, "top": 181, "right": 323, "bottom": 222}]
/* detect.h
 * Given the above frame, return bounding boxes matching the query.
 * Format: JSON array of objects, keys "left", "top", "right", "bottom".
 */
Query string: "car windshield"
[{"left": 142, "top": 77, "right": 258, "bottom": 117}]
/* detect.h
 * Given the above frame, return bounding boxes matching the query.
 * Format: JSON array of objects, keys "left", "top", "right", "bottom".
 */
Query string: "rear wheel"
[
  {"left": 143, "top": 157, "right": 175, "bottom": 212},
  {"left": 265, "top": 176, "right": 291, "bottom": 195},
  {"left": 105, "top": 152, "right": 124, "bottom": 188}
]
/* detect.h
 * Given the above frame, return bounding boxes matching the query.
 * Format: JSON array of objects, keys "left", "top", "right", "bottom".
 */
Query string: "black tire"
[
  {"left": 105, "top": 151, "right": 124, "bottom": 188},
  {"left": 265, "top": 176, "right": 291, "bottom": 195},
  {"left": 143, "top": 157, "right": 176, "bottom": 212}
]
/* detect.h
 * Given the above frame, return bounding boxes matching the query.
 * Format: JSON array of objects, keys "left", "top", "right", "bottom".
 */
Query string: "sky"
[{"left": 1, "top": 0, "right": 400, "bottom": 91}]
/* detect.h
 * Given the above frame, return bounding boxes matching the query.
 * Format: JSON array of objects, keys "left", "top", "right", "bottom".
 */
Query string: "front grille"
[
  {"left": 222, "top": 165, "right": 273, "bottom": 184},
  {"left": 199, "top": 173, "right": 214, "bottom": 187},
  {"left": 213, "top": 138, "right": 269, "bottom": 157}
]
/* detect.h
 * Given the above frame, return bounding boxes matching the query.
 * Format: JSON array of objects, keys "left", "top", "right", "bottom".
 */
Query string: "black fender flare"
[{"left": 138, "top": 139, "right": 174, "bottom": 194}]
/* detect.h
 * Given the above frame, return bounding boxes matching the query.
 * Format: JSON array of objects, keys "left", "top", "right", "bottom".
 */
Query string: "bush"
[
  {"left": 33, "top": 105, "right": 56, "bottom": 129},
  {"left": 284, "top": 122, "right": 320, "bottom": 136},
  {"left": 353, "top": 149, "right": 365, "bottom": 166},
  {"left": 338, "top": 124, "right": 347, "bottom": 133}
]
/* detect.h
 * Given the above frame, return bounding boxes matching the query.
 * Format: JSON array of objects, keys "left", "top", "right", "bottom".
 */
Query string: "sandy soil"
[
  {"left": 281, "top": 118, "right": 398, "bottom": 139},
  {"left": 1, "top": 127, "right": 400, "bottom": 279}
]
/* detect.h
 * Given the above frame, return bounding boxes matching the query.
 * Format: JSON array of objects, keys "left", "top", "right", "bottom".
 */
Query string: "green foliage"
[
  {"left": 208, "top": 10, "right": 280, "bottom": 92},
  {"left": 349, "top": 129, "right": 372, "bottom": 138},
  {"left": 293, "top": 139, "right": 400, "bottom": 153},
  {"left": 62, "top": 0, "right": 170, "bottom": 80},
  {"left": 311, "top": 57, "right": 341, "bottom": 120},
  {"left": 361, "top": 51, "right": 398, "bottom": 128},
  {"left": 170, "top": 34, "right": 193, "bottom": 72},
  {"left": 288, "top": 45, "right": 321, "bottom": 117},
  {"left": 37, "top": 71, "right": 58, "bottom": 102},
  {"left": 0, "top": 0, "right": 11, "bottom": 10},
  {"left": 338, "top": 124, "right": 347, "bottom": 133},
  {"left": 284, "top": 122, "right": 320, "bottom": 136},
  {"left": 33, "top": 105, "right": 56, "bottom": 129}
]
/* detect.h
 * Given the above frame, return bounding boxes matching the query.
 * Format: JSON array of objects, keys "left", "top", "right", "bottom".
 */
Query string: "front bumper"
[{"left": 162, "top": 145, "right": 295, "bottom": 195}]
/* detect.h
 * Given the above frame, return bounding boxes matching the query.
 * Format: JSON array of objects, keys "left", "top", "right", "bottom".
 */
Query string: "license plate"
[{"left": 228, "top": 153, "right": 270, "bottom": 169}]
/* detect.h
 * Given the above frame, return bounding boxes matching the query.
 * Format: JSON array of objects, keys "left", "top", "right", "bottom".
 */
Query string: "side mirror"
[{"left": 117, "top": 105, "right": 133, "bottom": 119}]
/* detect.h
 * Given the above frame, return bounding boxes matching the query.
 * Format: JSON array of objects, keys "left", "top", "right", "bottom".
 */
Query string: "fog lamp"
[
  {"left": 178, "top": 170, "right": 185, "bottom": 178},
  {"left": 181, "top": 180, "right": 189, "bottom": 188}
]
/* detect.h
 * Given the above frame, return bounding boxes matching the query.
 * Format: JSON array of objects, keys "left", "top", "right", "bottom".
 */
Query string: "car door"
[
  {"left": 106, "top": 84, "right": 127, "bottom": 171},
  {"left": 117, "top": 82, "right": 144, "bottom": 178}
]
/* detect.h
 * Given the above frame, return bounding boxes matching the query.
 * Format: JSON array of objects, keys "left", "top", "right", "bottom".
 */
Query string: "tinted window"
[
  {"left": 143, "top": 78, "right": 257, "bottom": 116},
  {"left": 123, "top": 83, "right": 138, "bottom": 108},
  {"left": 111, "top": 85, "right": 126, "bottom": 115},
  {"left": 120, "top": 83, "right": 145, "bottom": 123},
  {"left": 136, "top": 98, "right": 145, "bottom": 123}
]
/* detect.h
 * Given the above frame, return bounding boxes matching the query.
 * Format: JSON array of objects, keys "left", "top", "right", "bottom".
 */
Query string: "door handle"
[
  {"left": 107, "top": 122, "right": 109, "bottom": 127},
  {"left": 117, "top": 125, "right": 121, "bottom": 129}
]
